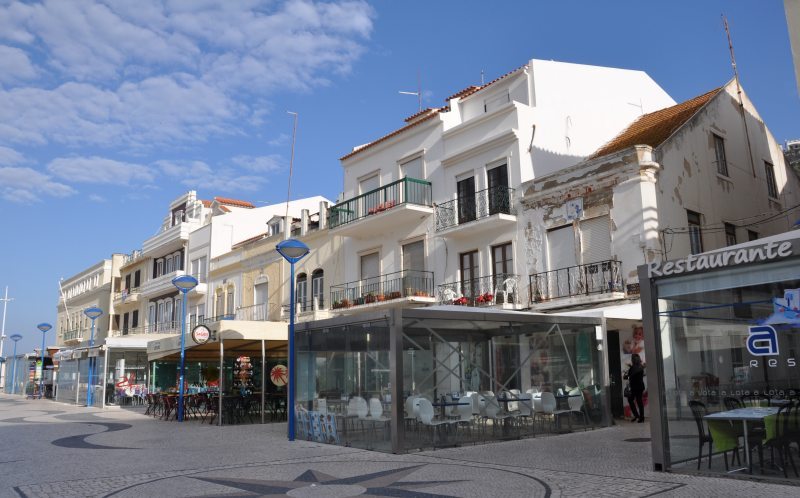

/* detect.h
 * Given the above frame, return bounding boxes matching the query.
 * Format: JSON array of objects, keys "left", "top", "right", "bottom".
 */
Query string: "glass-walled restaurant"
[
  {"left": 296, "top": 308, "right": 606, "bottom": 453},
  {"left": 641, "top": 233, "right": 800, "bottom": 482},
  {"left": 146, "top": 325, "right": 288, "bottom": 425}
]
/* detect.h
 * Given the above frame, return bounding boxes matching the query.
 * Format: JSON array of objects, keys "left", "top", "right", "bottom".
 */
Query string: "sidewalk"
[{"left": 1, "top": 394, "right": 797, "bottom": 497}]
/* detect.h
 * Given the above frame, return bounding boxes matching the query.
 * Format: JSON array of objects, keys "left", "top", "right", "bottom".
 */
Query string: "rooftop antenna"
[
  {"left": 285, "top": 111, "right": 298, "bottom": 221},
  {"left": 399, "top": 70, "right": 422, "bottom": 112},
  {"left": 481, "top": 69, "right": 485, "bottom": 86},
  {"left": 0, "top": 286, "right": 14, "bottom": 386},
  {"left": 723, "top": 15, "right": 757, "bottom": 178},
  {"left": 627, "top": 98, "right": 644, "bottom": 115}
]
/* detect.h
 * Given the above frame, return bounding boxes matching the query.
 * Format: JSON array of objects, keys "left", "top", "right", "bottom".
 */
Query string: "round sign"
[
  {"left": 270, "top": 364, "right": 288, "bottom": 386},
  {"left": 191, "top": 324, "right": 211, "bottom": 344}
]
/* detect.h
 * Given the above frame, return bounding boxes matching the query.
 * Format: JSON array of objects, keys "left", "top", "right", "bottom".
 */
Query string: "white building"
[{"left": 328, "top": 59, "right": 675, "bottom": 313}]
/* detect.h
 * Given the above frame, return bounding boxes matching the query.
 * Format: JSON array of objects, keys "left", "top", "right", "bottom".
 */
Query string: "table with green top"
[{"left": 704, "top": 406, "right": 779, "bottom": 473}]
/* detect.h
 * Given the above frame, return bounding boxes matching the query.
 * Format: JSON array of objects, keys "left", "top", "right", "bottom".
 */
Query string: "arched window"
[
  {"left": 226, "top": 285, "right": 235, "bottom": 317},
  {"left": 311, "top": 269, "right": 324, "bottom": 310},
  {"left": 296, "top": 273, "right": 308, "bottom": 312},
  {"left": 215, "top": 289, "right": 225, "bottom": 318}
]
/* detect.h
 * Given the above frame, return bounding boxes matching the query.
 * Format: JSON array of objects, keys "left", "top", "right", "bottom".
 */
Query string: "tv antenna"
[
  {"left": 399, "top": 70, "right": 422, "bottom": 112},
  {"left": 723, "top": 14, "right": 756, "bottom": 178},
  {"left": 285, "top": 111, "right": 298, "bottom": 220}
]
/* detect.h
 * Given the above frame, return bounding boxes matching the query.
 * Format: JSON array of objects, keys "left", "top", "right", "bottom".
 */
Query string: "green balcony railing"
[{"left": 328, "top": 177, "right": 432, "bottom": 229}]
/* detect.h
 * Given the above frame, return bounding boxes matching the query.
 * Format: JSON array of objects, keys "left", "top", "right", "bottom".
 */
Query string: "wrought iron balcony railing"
[
  {"left": 437, "top": 273, "right": 520, "bottom": 307},
  {"left": 114, "top": 287, "right": 140, "bottom": 302},
  {"left": 435, "top": 186, "right": 515, "bottom": 232},
  {"left": 111, "top": 321, "right": 180, "bottom": 337},
  {"left": 295, "top": 296, "right": 326, "bottom": 313},
  {"left": 330, "top": 269, "right": 434, "bottom": 309},
  {"left": 529, "top": 260, "right": 623, "bottom": 303},
  {"left": 328, "top": 177, "right": 432, "bottom": 229}
]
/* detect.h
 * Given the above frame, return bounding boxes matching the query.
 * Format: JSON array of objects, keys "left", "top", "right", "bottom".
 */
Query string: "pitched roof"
[
  {"left": 213, "top": 196, "right": 255, "bottom": 209},
  {"left": 201, "top": 200, "right": 212, "bottom": 208},
  {"left": 340, "top": 109, "right": 442, "bottom": 161},
  {"left": 449, "top": 64, "right": 527, "bottom": 102},
  {"left": 232, "top": 231, "right": 270, "bottom": 249},
  {"left": 590, "top": 87, "right": 722, "bottom": 159}
]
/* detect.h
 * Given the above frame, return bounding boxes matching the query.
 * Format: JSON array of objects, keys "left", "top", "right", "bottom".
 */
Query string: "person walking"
[{"left": 624, "top": 353, "right": 646, "bottom": 422}]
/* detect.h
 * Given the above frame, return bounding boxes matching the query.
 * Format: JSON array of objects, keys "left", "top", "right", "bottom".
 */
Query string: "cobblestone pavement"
[{"left": 1, "top": 394, "right": 798, "bottom": 497}]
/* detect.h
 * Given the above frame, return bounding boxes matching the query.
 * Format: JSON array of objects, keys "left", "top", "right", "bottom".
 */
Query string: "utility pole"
[{"left": 0, "top": 286, "right": 14, "bottom": 389}]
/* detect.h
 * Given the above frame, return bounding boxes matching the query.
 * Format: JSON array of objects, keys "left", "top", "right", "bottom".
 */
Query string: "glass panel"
[{"left": 656, "top": 270, "right": 800, "bottom": 480}]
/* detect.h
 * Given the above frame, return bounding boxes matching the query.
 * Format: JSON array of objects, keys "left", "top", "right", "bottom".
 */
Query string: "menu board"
[{"left": 233, "top": 356, "right": 254, "bottom": 393}]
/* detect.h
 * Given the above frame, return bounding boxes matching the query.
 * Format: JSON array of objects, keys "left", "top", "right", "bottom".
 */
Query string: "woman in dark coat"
[{"left": 624, "top": 353, "right": 646, "bottom": 422}]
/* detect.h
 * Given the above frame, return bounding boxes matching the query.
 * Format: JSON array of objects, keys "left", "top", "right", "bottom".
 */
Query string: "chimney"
[
  {"left": 301, "top": 209, "right": 309, "bottom": 235},
  {"left": 319, "top": 201, "right": 329, "bottom": 230}
]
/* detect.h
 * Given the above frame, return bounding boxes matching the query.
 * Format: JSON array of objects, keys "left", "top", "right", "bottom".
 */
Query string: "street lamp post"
[
  {"left": 9, "top": 334, "right": 22, "bottom": 394},
  {"left": 36, "top": 323, "right": 52, "bottom": 399},
  {"left": 83, "top": 307, "right": 103, "bottom": 407},
  {"left": 172, "top": 275, "right": 198, "bottom": 422},
  {"left": 276, "top": 238, "right": 310, "bottom": 441}
]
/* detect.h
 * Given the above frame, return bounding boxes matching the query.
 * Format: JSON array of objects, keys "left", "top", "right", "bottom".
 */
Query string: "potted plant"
[
  {"left": 476, "top": 292, "right": 494, "bottom": 304},
  {"left": 365, "top": 293, "right": 376, "bottom": 304},
  {"left": 453, "top": 296, "right": 468, "bottom": 306},
  {"left": 341, "top": 299, "right": 351, "bottom": 308},
  {"left": 376, "top": 294, "right": 386, "bottom": 302}
]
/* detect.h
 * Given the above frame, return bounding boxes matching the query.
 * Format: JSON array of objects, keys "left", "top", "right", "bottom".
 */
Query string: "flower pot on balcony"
[
  {"left": 365, "top": 294, "right": 376, "bottom": 304},
  {"left": 376, "top": 294, "right": 386, "bottom": 302},
  {"left": 389, "top": 291, "right": 401, "bottom": 300}
]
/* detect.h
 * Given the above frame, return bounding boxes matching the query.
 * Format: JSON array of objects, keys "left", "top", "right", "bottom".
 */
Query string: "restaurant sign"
[
  {"left": 191, "top": 324, "right": 211, "bottom": 345},
  {"left": 648, "top": 240, "right": 793, "bottom": 278}
]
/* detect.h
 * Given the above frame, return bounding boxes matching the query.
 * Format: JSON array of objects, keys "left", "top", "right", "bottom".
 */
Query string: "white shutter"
[
  {"left": 547, "top": 225, "right": 577, "bottom": 271},
  {"left": 580, "top": 215, "right": 612, "bottom": 264},
  {"left": 401, "top": 157, "right": 424, "bottom": 180},
  {"left": 402, "top": 240, "right": 425, "bottom": 270},
  {"left": 361, "top": 253, "right": 380, "bottom": 280}
]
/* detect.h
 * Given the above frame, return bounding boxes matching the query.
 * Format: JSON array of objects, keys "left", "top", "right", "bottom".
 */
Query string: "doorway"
[{"left": 607, "top": 330, "right": 624, "bottom": 419}]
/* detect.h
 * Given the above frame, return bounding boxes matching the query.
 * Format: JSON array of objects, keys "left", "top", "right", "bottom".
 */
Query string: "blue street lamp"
[
  {"left": 172, "top": 274, "right": 198, "bottom": 422},
  {"left": 276, "top": 238, "right": 310, "bottom": 441},
  {"left": 9, "top": 334, "right": 22, "bottom": 394},
  {"left": 83, "top": 306, "right": 103, "bottom": 407},
  {"left": 36, "top": 323, "right": 52, "bottom": 399}
]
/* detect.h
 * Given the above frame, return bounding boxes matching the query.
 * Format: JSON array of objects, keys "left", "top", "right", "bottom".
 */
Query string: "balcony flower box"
[
  {"left": 365, "top": 294, "right": 376, "bottom": 304},
  {"left": 476, "top": 292, "right": 494, "bottom": 305},
  {"left": 388, "top": 291, "right": 402, "bottom": 300},
  {"left": 453, "top": 297, "right": 468, "bottom": 306}
]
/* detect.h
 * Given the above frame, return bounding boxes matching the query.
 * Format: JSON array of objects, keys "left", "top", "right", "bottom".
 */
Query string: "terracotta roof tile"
[
  {"left": 201, "top": 200, "right": 212, "bottom": 208},
  {"left": 404, "top": 108, "right": 438, "bottom": 122},
  {"left": 591, "top": 87, "right": 722, "bottom": 159},
  {"left": 340, "top": 109, "right": 442, "bottom": 161},
  {"left": 446, "top": 85, "right": 481, "bottom": 102},
  {"left": 450, "top": 64, "right": 527, "bottom": 102},
  {"left": 232, "top": 231, "right": 270, "bottom": 249},
  {"left": 214, "top": 196, "right": 255, "bottom": 209}
]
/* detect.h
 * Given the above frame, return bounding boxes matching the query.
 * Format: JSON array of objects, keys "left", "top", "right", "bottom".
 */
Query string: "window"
[
  {"left": 400, "top": 156, "right": 424, "bottom": 180},
  {"left": 155, "top": 259, "right": 163, "bottom": 278},
  {"left": 124, "top": 274, "right": 131, "bottom": 291},
  {"left": 226, "top": 287, "right": 234, "bottom": 316},
  {"left": 311, "top": 270, "right": 324, "bottom": 309},
  {"left": 492, "top": 242, "right": 513, "bottom": 278},
  {"left": 748, "top": 230, "right": 759, "bottom": 241},
  {"left": 360, "top": 252, "right": 380, "bottom": 297},
  {"left": 487, "top": 164, "right": 510, "bottom": 215},
  {"left": 148, "top": 304, "right": 156, "bottom": 330},
  {"left": 687, "top": 210, "right": 703, "bottom": 254},
  {"left": 133, "top": 270, "right": 140, "bottom": 288},
  {"left": 215, "top": 291, "right": 225, "bottom": 318},
  {"left": 457, "top": 175, "right": 476, "bottom": 224},
  {"left": 459, "top": 250, "right": 479, "bottom": 299},
  {"left": 191, "top": 257, "right": 207, "bottom": 283},
  {"left": 296, "top": 273, "right": 308, "bottom": 311},
  {"left": 269, "top": 220, "right": 281, "bottom": 236},
  {"left": 765, "top": 161, "right": 778, "bottom": 198},
  {"left": 165, "top": 256, "right": 173, "bottom": 274},
  {"left": 122, "top": 313, "right": 129, "bottom": 333},
  {"left": 724, "top": 223, "right": 737, "bottom": 246},
  {"left": 713, "top": 134, "right": 728, "bottom": 176},
  {"left": 131, "top": 310, "right": 138, "bottom": 329},
  {"left": 360, "top": 173, "right": 381, "bottom": 215}
]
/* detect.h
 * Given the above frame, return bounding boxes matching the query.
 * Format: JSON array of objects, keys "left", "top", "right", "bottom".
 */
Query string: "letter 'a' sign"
[
  {"left": 747, "top": 325, "right": 779, "bottom": 356},
  {"left": 191, "top": 324, "right": 211, "bottom": 345}
]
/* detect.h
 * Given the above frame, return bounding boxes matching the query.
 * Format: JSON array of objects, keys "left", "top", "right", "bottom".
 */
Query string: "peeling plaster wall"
[{"left": 655, "top": 83, "right": 800, "bottom": 259}]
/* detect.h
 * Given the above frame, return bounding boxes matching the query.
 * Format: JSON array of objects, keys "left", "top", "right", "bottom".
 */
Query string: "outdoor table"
[
  {"left": 704, "top": 406, "right": 779, "bottom": 473},
  {"left": 431, "top": 401, "right": 469, "bottom": 419}
]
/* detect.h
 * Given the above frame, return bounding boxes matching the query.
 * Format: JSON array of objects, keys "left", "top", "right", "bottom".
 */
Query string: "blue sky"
[{"left": 0, "top": 0, "right": 798, "bottom": 354}]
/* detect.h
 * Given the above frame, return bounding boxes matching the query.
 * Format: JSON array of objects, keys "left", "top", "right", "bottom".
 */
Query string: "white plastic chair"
[
  {"left": 369, "top": 397, "right": 391, "bottom": 445},
  {"left": 454, "top": 394, "right": 475, "bottom": 443},
  {"left": 494, "top": 277, "right": 517, "bottom": 304},
  {"left": 515, "top": 393, "right": 534, "bottom": 436},
  {"left": 481, "top": 395, "right": 511, "bottom": 440},
  {"left": 567, "top": 392, "right": 590, "bottom": 429},
  {"left": 416, "top": 398, "right": 457, "bottom": 448}
]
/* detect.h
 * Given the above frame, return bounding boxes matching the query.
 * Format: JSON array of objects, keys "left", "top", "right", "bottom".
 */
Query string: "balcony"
[
  {"left": 328, "top": 178, "right": 433, "bottom": 237},
  {"left": 121, "top": 249, "right": 144, "bottom": 268},
  {"left": 108, "top": 321, "right": 180, "bottom": 338},
  {"left": 437, "top": 273, "right": 522, "bottom": 309},
  {"left": 435, "top": 186, "right": 516, "bottom": 237},
  {"left": 529, "top": 260, "right": 625, "bottom": 310},
  {"left": 142, "top": 218, "right": 200, "bottom": 257},
  {"left": 62, "top": 329, "right": 84, "bottom": 344},
  {"left": 235, "top": 303, "right": 269, "bottom": 321},
  {"left": 330, "top": 270, "right": 435, "bottom": 313},
  {"left": 140, "top": 270, "right": 184, "bottom": 298},
  {"left": 113, "top": 287, "right": 141, "bottom": 308}
]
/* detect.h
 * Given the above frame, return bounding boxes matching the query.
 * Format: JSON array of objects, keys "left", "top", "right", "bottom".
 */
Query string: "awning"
[
  {"left": 147, "top": 320, "right": 288, "bottom": 362},
  {"left": 557, "top": 302, "right": 642, "bottom": 321}
]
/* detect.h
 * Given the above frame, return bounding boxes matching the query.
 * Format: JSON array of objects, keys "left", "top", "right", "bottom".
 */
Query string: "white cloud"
[
  {"left": 0, "top": 45, "right": 38, "bottom": 83},
  {"left": 267, "top": 133, "right": 290, "bottom": 146},
  {"left": 231, "top": 154, "right": 283, "bottom": 172},
  {"left": 0, "top": 0, "right": 374, "bottom": 150},
  {"left": 47, "top": 156, "right": 156, "bottom": 185},
  {"left": 157, "top": 158, "right": 268, "bottom": 193},
  {"left": 0, "top": 166, "right": 75, "bottom": 202},
  {"left": 0, "top": 146, "right": 26, "bottom": 165},
  {"left": 88, "top": 194, "right": 106, "bottom": 202}
]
